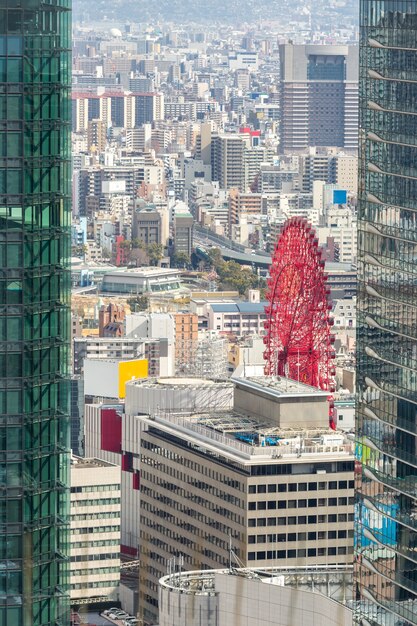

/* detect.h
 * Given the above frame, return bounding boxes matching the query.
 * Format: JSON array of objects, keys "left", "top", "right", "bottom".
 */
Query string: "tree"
[
  {"left": 147, "top": 243, "right": 164, "bottom": 266},
  {"left": 171, "top": 251, "right": 190, "bottom": 268},
  {"left": 127, "top": 295, "right": 149, "bottom": 312},
  {"left": 207, "top": 247, "right": 223, "bottom": 269},
  {"left": 72, "top": 244, "right": 87, "bottom": 258}
]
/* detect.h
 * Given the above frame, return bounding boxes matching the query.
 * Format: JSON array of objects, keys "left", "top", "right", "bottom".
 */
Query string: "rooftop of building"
[
  {"left": 159, "top": 564, "right": 353, "bottom": 600},
  {"left": 232, "top": 373, "right": 330, "bottom": 399},
  {"left": 144, "top": 407, "right": 353, "bottom": 463},
  {"left": 103, "top": 266, "right": 181, "bottom": 278},
  {"left": 128, "top": 375, "right": 232, "bottom": 388},
  {"left": 210, "top": 301, "right": 267, "bottom": 313},
  {"left": 71, "top": 456, "right": 117, "bottom": 469}
]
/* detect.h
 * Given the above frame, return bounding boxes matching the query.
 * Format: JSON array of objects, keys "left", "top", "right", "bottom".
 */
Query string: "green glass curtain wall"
[{"left": 0, "top": 2, "right": 71, "bottom": 626}]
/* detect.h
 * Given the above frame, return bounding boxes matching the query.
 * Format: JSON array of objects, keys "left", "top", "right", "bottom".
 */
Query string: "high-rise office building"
[
  {"left": 0, "top": 2, "right": 71, "bottom": 626},
  {"left": 355, "top": 2, "right": 417, "bottom": 624},
  {"left": 279, "top": 44, "right": 359, "bottom": 154}
]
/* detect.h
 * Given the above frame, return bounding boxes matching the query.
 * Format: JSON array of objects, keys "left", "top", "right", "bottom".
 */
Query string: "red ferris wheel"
[{"left": 263, "top": 217, "right": 335, "bottom": 392}]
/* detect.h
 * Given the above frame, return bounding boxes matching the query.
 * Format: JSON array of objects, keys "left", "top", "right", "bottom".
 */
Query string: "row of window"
[
  {"left": 248, "top": 480, "right": 354, "bottom": 494},
  {"left": 70, "top": 484, "right": 120, "bottom": 493},
  {"left": 71, "top": 512, "right": 120, "bottom": 522},
  {"left": 71, "top": 525, "right": 120, "bottom": 535},
  {"left": 248, "top": 496, "right": 354, "bottom": 511},
  {"left": 248, "top": 546, "right": 353, "bottom": 561},
  {"left": 248, "top": 513, "right": 355, "bottom": 527},
  {"left": 248, "top": 529, "right": 354, "bottom": 543},
  {"left": 70, "top": 552, "right": 119, "bottom": 562},
  {"left": 141, "top": 441, "right": 244, "bottom": 490},
  {"left": 142, "top": 478, "right": 242, "bottom": 508},
  {"left": 71, "top": 539, "right": 119, "bottom": 549},
  {"left": 141, "top": 486, "right": 242, "bottom": 525},
  {"left": 251, "top": 461, "right": 354, "bottom": 475},
  {"left": 71, "top": 566, "right": 120, "bottom": 576},
  {"left": 71, "top": 579, "right": 118, "bottom": 590},
  {"left": 70, "top": 497, "right": 120, "bottom": 507}
]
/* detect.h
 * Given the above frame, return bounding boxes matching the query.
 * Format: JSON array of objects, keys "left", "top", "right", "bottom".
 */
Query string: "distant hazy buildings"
[{"left": 279, "top": 44, "right": 358, "bottom": 154}]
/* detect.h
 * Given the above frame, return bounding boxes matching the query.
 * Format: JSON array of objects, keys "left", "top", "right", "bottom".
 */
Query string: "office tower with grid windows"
[
  {"left": 355, "top": 2, "right": 417, "bottom": 624},
  {"left": 0, "top": 2, "right": 72, "bottom": 626}
]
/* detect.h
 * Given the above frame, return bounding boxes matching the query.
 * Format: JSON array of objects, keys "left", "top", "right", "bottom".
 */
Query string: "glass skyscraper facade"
[
  {"left": 355, "top": 1, "right": 417, "bottom": 625},
  {"left": 0, "top": 2, "right": 71, "bottom": 626}
]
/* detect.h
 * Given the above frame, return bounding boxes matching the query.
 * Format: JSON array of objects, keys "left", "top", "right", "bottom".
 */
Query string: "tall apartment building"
[
  {"left": 0, "top": 2, "right": 72, "bottom": 626},
  {"left": 173, "top": 313, "right": 198, "bottom": 371},
  {"left": 173, "top": 209, "right": 194, "bottom": 256},
  {"left": 133, "top": 93, "right": 165, "bottom": 126},
  {"left": 355, "top": 2, "right": 417, "bottom": 624},
  {"left": 70, "top": 457, "right": 121, "bottom": 605},
  {"left": 87, "top": 118, "right": 107, "bottom": 153},
  {"left": 228, "top": 189, "right": 263, "bottom": 232},
  {"left": 211, "top": 134, "right": 248, "bottom": 191},
  {"left": 279, "top": 44, "right": 359, "bottom": 154}
]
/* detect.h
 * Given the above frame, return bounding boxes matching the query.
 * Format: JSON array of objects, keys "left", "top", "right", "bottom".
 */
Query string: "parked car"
[
  {"left": 109, "top": 610, "right": 129, "bottom": 619},
  {"left": 103, "top": 608, "right": 120, "bottom": 616}
]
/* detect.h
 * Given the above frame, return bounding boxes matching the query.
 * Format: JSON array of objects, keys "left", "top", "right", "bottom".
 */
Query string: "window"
[
  {"left": 257, "top": 485, "right": 266, "bottom": 494},
  {"left": 268, "top": 484, "right": 277, "bottom": 493}
]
